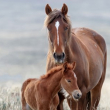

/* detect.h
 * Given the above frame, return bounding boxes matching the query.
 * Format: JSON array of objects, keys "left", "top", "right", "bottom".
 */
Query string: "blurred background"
[{"left": 0, "top": 0, "right": 110, "bottom": 86}]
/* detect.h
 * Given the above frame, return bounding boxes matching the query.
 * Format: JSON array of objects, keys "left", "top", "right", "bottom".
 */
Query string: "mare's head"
[
  {"left": 44, "top": 4, "right": 71, "bottom": 64},
  {"left": 61, "top": 62, "right": 82, "bottom": 101}
]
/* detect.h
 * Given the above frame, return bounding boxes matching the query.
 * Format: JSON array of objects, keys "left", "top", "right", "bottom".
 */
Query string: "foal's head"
[
  {"left": 61, "top": 62, "right": 82, "bottom": 100},
  {"left": 45, "top": 4, "right": 71, "bottom": 64}
]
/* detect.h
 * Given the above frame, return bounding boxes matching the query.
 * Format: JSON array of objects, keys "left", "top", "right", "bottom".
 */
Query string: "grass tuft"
[
  {"left": 0, "top": 86, "right": 21, "bottom": 110},
  {"left": 0, "top": 79, "right": 110, "bottom": 110}
]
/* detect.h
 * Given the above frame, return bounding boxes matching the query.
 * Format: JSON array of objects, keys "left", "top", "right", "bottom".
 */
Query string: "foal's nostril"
[
  {"left": 77, "top": 93, "right": 79, "bottom": 97},
  {"left": 73, "top": 90, "right": 82, "bottom": 100},
  {"left": 76, "top": 93, "right": 82, "bottom": 99}
]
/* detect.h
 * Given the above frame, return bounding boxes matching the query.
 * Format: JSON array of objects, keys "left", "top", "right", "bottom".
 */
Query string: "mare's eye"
[
  {"left": 47, "top": 27, "right": 51, "bottom": 31},
  {"left": 67, "top": 80, "right": 71, "bottom": 82},
  {"left": 64, "top": 27, "right": 68, "bottom": 31}
]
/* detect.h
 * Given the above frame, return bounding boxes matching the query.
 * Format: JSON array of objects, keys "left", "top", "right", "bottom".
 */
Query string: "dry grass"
[
  {"left": 98, "top": 79, "right": 110, "bottom": 110},
  {"left": 0, "top": 85, "right": 21, "bottom": 110},
  {"left": 0, "top": 79, "right": 109, "bottom": 110}
]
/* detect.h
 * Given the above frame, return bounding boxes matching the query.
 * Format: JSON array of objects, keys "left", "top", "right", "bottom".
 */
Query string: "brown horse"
[
  {"left": 21, "top": 62, "right": 82, "bottom": 110},
  {"left": 44, "top": 3, "right": 107, "bottom": 110}
]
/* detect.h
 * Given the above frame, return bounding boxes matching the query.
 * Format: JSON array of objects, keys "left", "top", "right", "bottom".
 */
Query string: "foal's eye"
[
  {"left": 64, "top": 27, "right": 68, "bottom": 31},
  {"left": 67, "top": 80, "right": 71, "bottom": 82}
]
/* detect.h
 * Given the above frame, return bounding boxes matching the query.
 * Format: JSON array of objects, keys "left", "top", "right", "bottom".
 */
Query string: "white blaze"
[{"left": 55, "top": 21, "right": 60, "bottom": 45}]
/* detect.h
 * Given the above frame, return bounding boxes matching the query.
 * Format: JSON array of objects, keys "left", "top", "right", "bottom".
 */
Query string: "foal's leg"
[
  {"left": 85, "top": 92, "right": 91, "bottom": 110},
  {"left": 78, "top": 95, "right": 87, "bottom": 110},
  {"left": 67, "top": 97, "right": 78, "bottom": 110},
  {"left": 57, "top": 92, "right": 65, "bottom": 110},
  {"left": 21, "top": 92, "right": 27, "bottom": 110},
  {"left": 67, "top": 95, "right": 87, "bottom": 110},
  {"left": 53, "top": 94, "right": 59, "bottom": 110},
  {"left": 77, "top": 87, "right": 88, "bottom": 110}
]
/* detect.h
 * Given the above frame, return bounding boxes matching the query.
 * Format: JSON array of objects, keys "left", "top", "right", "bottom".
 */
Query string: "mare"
[
  {"left": 44, "top": 3, "right": 107, "bottom": 110},
  {"left": 21, "top": 62, "right": 82, "bottom": 110}
]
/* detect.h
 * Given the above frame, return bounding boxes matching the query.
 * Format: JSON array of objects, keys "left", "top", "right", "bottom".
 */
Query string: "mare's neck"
[{"left": 65, "top": 33, "right": 82, "bottom": 63}]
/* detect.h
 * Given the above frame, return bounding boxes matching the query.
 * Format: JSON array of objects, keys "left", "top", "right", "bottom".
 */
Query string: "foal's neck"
[{"left": 41, "top": 70, "right": 63, "bottom": 98}]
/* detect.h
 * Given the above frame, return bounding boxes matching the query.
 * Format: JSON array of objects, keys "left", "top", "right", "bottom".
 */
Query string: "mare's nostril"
[
  {"left": 62, "top": 52, "right": 65, "bottom": 58},
  {"left": 53, "top": 52, "right": 65, "bottom": 63},
  {"left": 53, "top": 53, "right": 65, "bottom": 59},
  {"left": 53, "top": 53, "right": 56, "bottom": 59}
]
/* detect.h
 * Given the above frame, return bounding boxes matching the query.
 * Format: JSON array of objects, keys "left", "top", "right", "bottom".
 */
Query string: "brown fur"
[
  {"left": 41, "top": 63, "right": 74, "bottom": 79},
  {"left": 21, "top": 62, "right": 81, "bottom": 110},
  {"left": 45, "top": 4, "right": 107, "bottom": 110},
  {"left": 44, "top": 8, "right": 71, "bottom": 38}
]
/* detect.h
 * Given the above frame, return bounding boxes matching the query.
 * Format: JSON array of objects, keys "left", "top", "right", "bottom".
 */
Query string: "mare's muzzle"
[{"left": 53, "top": 52, "right": 65, "bottom": 64}]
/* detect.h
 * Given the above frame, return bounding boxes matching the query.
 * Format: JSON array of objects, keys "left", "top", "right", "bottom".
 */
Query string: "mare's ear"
[
  {"left": 45, "top": 4, "right": 52, "bottom": 15},
  {"left": 61, "top": 3, "right": 68, "bottom": 15},
  {"left": 62, "top": 61, "right": 68, "bottom": 73},
  {"left": 72, "top": 62, "right": 76, "bottom": 70}
]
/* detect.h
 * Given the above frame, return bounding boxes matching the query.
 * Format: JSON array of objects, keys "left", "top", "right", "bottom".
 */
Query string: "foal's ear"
[
  {"left": 45, "top": 4, "right": 52, "bottom": 15},
  {"left": 63, "top": 61, "right": 68, "bottom": 73},
  {"left": 61, "top": 3, "right": 68, "bottom": 15},
  {"left": 72, "top": 62, "right": 76, "bottom": 70}
]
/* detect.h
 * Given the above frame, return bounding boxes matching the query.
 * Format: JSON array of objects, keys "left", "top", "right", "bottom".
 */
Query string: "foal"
[{"left": 21, "top": 62, "right": 82, "bottom": 110}]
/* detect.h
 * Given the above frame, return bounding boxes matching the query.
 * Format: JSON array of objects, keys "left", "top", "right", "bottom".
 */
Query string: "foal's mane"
[
  {"left": 44, "top": 9, "right": 72, "bottom": 37},
  {"left": 40, "top": 65, "right": 62, "bottom": 79},
  {"left": 40, "top": 63, "right": 73, "bottom": 79}
]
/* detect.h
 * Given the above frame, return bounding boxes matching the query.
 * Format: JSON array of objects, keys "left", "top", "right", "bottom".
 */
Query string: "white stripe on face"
[{"left": 55, "top": 21, "right": 60, "bottom": 46}]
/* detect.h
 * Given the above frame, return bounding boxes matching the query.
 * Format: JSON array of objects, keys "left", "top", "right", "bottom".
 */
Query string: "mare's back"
[{"left": 72, "top": 28, "right": 106, "bottom": 55}]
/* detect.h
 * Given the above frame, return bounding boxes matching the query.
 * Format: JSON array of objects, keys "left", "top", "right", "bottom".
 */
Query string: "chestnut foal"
[{"left": 21, "top": 62, "right": 82, "bottom": 110}]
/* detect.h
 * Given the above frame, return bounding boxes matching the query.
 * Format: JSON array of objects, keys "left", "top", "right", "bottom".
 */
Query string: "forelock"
[{"left": 44, "top": 9, "right": 71, "bottom": 27}]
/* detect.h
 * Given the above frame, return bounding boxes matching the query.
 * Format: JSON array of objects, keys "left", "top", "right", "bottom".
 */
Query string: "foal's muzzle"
[
  {"left": 53, "top": 52, "right": 65, "bottom": 64},
  {"left": 72, "top": 90, "right": 82, "bottom": 101}
]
